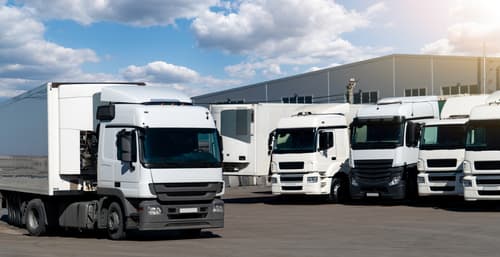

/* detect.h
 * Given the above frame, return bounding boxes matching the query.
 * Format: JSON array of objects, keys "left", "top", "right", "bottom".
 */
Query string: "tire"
[
  {"left": 6, "top": 195, "right": 22, "bottom": 227},
  {"left": 6, "top": 198, "right": 14, "bottom": 225},
  {"left": 25, "top": 199, "right": 47, "bottom": 236},
  {"left": 107, "top": 202, "right": 126, "bottom": 240},
  {"left": 327, "top": 177, "right": 349, "bottom": 204}
]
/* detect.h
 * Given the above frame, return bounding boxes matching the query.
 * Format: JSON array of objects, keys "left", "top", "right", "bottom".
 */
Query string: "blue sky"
[{"left": 1, "top": 0, "right": 499, "bottom": 100}]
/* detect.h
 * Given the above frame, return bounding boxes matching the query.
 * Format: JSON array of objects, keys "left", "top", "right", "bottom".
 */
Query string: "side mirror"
[
  {"left": 218, "top": 133, "right": 224, "bottom": 162},
  {"left": 117, "top": 130, "right": 137, "bottom": 163},
  {"left": 406, "top": 122, "right": 421, "bottom": 147},
  {"left": 267, "top": 130, "right": 276, "bottom": 155}
]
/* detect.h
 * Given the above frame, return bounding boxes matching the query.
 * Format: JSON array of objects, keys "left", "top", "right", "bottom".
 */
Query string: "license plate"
[
  {"left": 366, "top": 192, "right": 380, "bottom": 197},
  {"left": 179, "top": 207, "right": 198, "bottom": 214}
]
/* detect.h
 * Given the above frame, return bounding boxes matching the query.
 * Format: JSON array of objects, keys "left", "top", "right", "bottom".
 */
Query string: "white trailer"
[
  {"left": 417, "top": 95, "right": 489, "bottom": 197},
  {"left": 269, "top": 104, "right": 360, "bottom": 202},
  {"left": 210, "top": 103, "right": 309, "bottom": 178},
  {"left": 463, "top": 91, "right": 500, "bottom": 200},
  {"left": 0, "top": 82, "right": 224, "bottom": 239},
  {"left": 350, "top": 96, "right": 439, "bottom": 200}
]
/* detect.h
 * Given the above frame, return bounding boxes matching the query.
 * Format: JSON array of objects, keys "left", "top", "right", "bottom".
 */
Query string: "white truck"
[
  {"left": 417, "top": 95, "right": 489, "bottom": 197},
  {"left": 269, "top": 104, "right": 357, "bottom": 202},
  {"left": 0, "top": 82, "right": 224, "bottom": 239},
  {"left": 210, "top": 104, "right": 309, "bottom": 180},
  {"left": 463, "top": 91, "right": 500, "bottom": 200},
  {"left": 350, "top": 96, "right": 439, "bottom": 200}
]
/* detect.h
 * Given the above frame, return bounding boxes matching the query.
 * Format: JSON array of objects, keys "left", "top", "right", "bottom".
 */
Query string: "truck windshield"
[
  {"left": 420, "top": 125, "right": 465, "bottom": 150},
  {"left": 273, "top": 128, "right": 316, "bottom": 154},
  {"left": 140, "top": 128, "right": 221, "bottom": 168},
  {"left": 466, "top": 120, "right": 500, "bottom": 151},
  {"left": 351, "top": 119, "right": 404, "bottom": 149}
]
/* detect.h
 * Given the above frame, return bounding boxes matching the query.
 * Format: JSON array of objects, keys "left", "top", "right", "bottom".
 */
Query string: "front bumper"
[
  {"left": 417, "top": 172, "right": 463, "bottom": 196},
  {"left": 270, "top": 172, "right": 332, "bottom": 195},
  {"left": 463, "top": 175, "right": 500, "bottom": 201},
  {"left": 133, "top": 199, "right": 224, "bottom": 231},
  {"left": 350, "top": 167, "right": 406, "bottom": 200}
]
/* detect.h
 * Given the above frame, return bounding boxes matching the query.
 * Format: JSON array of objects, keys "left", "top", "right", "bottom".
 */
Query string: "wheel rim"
[
  {"left": 108, "top": 210, "right": 120, "bottom": 232},
  {"left": 28, "top": 208, "right": 39, "bottom": 230}
]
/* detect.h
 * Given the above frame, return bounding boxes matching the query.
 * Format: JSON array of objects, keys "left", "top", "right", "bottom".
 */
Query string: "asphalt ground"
[{"left": 1, "top": 186, "right": 500, "bottom": 257}]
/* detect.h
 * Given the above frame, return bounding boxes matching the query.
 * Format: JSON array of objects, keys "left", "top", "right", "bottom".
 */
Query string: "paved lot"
[{"left": 1, "top": 187, "right": 500, "bottom": 257}]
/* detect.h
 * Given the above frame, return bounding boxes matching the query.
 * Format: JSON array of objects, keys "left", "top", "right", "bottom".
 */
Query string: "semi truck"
[
  {"left": 349, "top": 96, "right": 439, "bottom": 199},
  {"left": 0, "top": 82, "right": 224, "bottom": 239},
  {"left": 417, "top": 95, "right": 489, "bottom": 197},
  {"left": 463, "top": 91, "right": 500, "bottom": 200},
  {"left": 210, "top": 104, "right": 309, "bottom": 182},
  {"left": 269, "top": 104, "right": 359, "bottom": 203}
]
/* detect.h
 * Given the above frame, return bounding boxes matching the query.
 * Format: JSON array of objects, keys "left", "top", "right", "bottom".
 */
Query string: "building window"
[
  {"left": 282, "top": 95, "right": 313, "bottom": 104},
  {"left": 404, "top": 88, "right": 427, "bottom": 97},
  {"left": 353, "top": 91, "right": 378, "bottom": 104},
  {"left": 441, "top": 84, "right": 479, "bottom": 96}
]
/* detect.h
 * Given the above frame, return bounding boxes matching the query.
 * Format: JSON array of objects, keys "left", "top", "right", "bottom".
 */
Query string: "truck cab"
[
  {"left": 270, "top": 104, "right": 353, "bottom": 202},
  {"left": 0, "top": 83, "right": 224, "bottom": 239},
  {"left": 463, "top": 91, "right": 500, "bottom": 200},
  {"left": 417, "top": 95, "right": 488, "bottom": 197},
  {"left": 349, "top": 96, "right": 439, "bottom": 200}
]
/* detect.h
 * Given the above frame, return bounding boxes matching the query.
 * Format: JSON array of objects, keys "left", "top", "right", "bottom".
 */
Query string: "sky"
[{"left": 1, "top": 0, "right": 500, "bottom": 101}]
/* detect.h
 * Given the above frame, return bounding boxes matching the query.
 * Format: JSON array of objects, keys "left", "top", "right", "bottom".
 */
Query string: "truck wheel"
[
  {"left": 107, "top": 202, "right": 126, "bottom": 240},
  {"left": 25, "top": 199, "right": 47, "bottom": 236},
  {"left": 6, "top": 195, "right": 22, "bottom": 227},
  {"left": 327, "top": 177, "right": 349, "bottom": 204}
]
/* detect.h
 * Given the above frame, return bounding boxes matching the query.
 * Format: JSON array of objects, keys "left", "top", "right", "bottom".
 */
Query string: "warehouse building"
[{"left": 193, "top": 54, "right": 500, "bottom": 105}]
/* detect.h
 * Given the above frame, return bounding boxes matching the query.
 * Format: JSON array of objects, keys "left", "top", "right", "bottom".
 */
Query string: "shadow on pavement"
[{"left": 223, "top": 189, "right": 500, "bottom": 212}]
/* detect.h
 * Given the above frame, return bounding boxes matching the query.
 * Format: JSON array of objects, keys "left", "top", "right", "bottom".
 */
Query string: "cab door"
[{"left": 317, "top": 129, "right": 336, "bottom": 171}]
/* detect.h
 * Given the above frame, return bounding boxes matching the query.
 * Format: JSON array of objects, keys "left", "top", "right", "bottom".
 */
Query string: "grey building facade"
[{"left": 193, "top": 54, "right": 500, "bottom": 105}]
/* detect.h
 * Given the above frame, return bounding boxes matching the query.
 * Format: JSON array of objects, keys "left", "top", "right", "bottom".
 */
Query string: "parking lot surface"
[{"left": 1, "top": 186, "right": 500, "bottom": 257}]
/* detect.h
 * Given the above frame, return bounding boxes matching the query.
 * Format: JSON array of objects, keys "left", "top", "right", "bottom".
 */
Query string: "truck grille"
[
  {"left": 282, "top": 186, "right": 302, "bottom": 191},
  {"left": 354, "top": 159, "right": 393, "bottom": 169},
  {"left": 476, "top": 178, "right": 500, "bottom": 185},
  {"left": 352, "top": 160, "right": 394, "bottom": 184},
  {"left": 478, "top": 191, "right": 500, "bottom": 196},
  {"left": 474, "top": 161, "right": 500, "bottom": 170},
  {"left": 428, "top": 175, "right": 456, "bottom": 182},
  {"left": 149, "top": 182, "right": 223, "bottom": 202},
  {"left": 279, "top": 162, "right": 304, "bottom": 170},
  {"left": 280, "top": 174, "right": 304, "bottom": 182},
  {"left": 427, "top": 159, "right": 457, "bottom": 168}
]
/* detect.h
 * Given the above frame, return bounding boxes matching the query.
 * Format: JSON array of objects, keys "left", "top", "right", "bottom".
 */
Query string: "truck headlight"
[
  {"left": 213, "top": 203, "right": 224, "bottom": 213},
  {"left": 463, "top": 160, "right": 472, "bottom": 174},
  {"left": 463, "top": 178, "right": 473, "bottom": 187},
  {"left": 307, "top": 176, "right": 318, "bottom": 183},
  {"left": 417, "top": 175, "right": 425, "bottom": 184},
  {"left": 417, "top": 159, "right": 424, "bottom": 172},
  {"left": 389, "top": 175, "right": 402, "bottom": 186},
  {"left": 271, "top": 176, "right": 278, "bottom": 184},
  {"left": 146, "top": 206, "right": 163, "bottom": 216}
]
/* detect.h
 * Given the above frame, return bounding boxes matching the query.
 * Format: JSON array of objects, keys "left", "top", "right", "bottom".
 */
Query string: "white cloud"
[
  {"left": 16, "top": 0, "right": 218, "bottom": 26},
  {"left": 0, "top": 4, "right": 100, "bottom": 97},
  {"left": 421, "top": 0, "right": 500, "bottom": 56},
  {"left": 192, "top": 0, "right": 388, "bottom": 78},
  {"left": 121, "top": 61, "right": 241, "bottom": 96}
]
